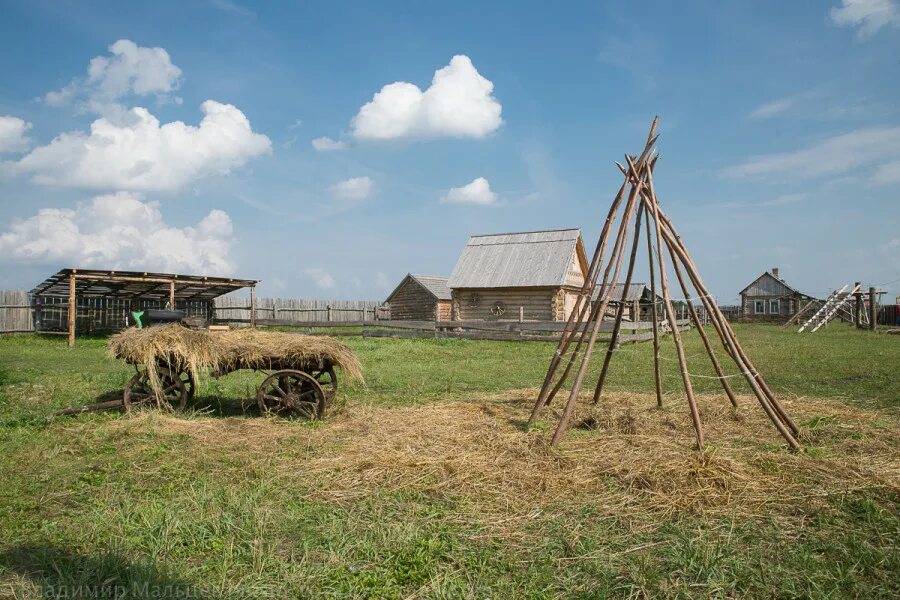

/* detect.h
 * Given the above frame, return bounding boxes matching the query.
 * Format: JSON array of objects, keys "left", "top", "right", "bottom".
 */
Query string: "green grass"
[{"left": 0, "top": 324, "right": 898, "bottom": 598}]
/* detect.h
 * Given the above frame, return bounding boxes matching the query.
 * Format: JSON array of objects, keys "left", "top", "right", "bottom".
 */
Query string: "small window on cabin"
[
  {"left": 754, "top": 300, "right": 765, "bottom": 314},
  {"left": 769, "top": 299, "right": 780, "bottom": 314}
]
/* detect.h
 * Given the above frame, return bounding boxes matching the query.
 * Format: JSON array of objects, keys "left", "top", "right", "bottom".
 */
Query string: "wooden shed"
[
  {"left": 385, "top": 274, "right": 452, "bottom": 321},
  {"left": 594, "top": 283, "right": 662, "bottom": 322},
  {"left": 447, "top": 229, "right": 588, "bottom": 321},
  {"left": 739, "top": 268, "right": 815, "bottom": 323}
]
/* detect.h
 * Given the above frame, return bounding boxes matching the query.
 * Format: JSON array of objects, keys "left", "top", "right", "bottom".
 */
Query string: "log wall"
[
  {"left": 453, "top": 287, "right": 556, "bottom": 321},
  {"left": 385, "top": 279, "right": 439, "bottom": 321}
]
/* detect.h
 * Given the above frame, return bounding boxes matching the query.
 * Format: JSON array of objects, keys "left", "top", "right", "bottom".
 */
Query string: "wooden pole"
[
  {"left": 869, "top": 287, "right": 877, "bottom": 330},
  {"left": 530, "top": 123, "right": 660, "bottom": 424},
  {"left": 168, "top": 280, "right": 175, "bottom": 308},
  {"left": 669, "top": 244, "right": 739, "bottom": 408},
  {"left": 643, "top": 170, "right": 704, "bottom": 450},
  {"left": 645, "top": 209, "right": 663, "bottom": 408},
  {"left": 652, "top": 204, "right": 801, "bottom": 446},
  {"left": 250, "top": 285, "right": 257, "bottom": 328},
  {"left": 67, "top": 273, "right": 76, "bottom": 348},
  {"left": 854, "top": 282, "right": 862, "bottom": 328},
  {"left": 549, "top": 153, "right": 648, "bottom": 445},
  {"left": 592, "top": 204, "right": 645, "bottom": 404}
]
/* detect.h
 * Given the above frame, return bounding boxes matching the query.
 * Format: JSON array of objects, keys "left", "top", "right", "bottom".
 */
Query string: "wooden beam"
[
  {"left": 67, "top": 273, "right": 76, "bottom": 348},
  {"left": 250, "top": 285, "right": 257, "bottom": 328}
]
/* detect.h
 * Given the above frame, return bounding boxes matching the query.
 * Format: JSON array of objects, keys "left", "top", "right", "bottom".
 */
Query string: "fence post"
[
  {"left": 869, "top": 287, "right": 877, "bottom": 330},
  {"left": 327, "top": 305, "right": 332, "bottom": 322},
  {"left": 68, "top": 273, "right": 76, "bottom": 348},
  {"left": 250, "top": 285, "right": 257, "bottom": 328}
]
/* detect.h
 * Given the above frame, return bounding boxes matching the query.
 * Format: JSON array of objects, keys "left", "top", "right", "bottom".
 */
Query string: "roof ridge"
[{"left": 469, "top": 227, "right": 580, "bottom": 238}]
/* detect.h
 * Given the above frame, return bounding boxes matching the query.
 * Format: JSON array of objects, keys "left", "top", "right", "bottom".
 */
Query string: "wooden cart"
[{"left": 123, "top": 357, "right": 339, "bottom": 419}]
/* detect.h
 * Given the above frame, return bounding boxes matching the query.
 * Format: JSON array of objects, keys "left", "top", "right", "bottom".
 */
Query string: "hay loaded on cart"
[{"left": 106, "top": 325, "right": 362, "bottom": 419}]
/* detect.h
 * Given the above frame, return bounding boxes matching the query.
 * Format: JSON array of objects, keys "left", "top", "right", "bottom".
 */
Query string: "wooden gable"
[{"left": 740, "top": 272, "right": 795, "bottom": 298}]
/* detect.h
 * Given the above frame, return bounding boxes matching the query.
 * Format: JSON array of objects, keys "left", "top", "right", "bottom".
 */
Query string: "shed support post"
[
  {"left": 869, "top": 287, "right": 877, "bottom": 331},
  {"left": 68, "top": 273, "right": 76, "bottom": 348},
  {"left": 169, "top": 280, "right": 175, "bottom": 309},
  {"left": 250, "top": 285, "right": 257, "bottom": 328}
]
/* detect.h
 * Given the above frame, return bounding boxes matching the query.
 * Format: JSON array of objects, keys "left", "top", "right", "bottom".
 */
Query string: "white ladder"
[{"left": 798, "top": 284, "right": 859, "bottom": 332}]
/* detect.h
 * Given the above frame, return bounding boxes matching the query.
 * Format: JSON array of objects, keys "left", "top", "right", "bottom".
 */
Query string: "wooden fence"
[
  {"left": 220, "top": 317, "right": 691, "bottom": 343},
  {"left": 214, "top": 296, "right": 389, "bottom": 323},
  {"left": 0, "top": 290, "right": 32, "bottom": 333}
]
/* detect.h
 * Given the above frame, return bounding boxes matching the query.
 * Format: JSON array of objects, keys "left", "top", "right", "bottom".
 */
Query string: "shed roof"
[
  {"left": 593, "top": 283, "right": 659, "bottom": 303},
  {"left": 30, "top": 268, "right": 258, "bottom": 302},
  {"left": 386, "top": 274, "right": 451, "bottom": 302},
  {"left": 448, "top": 228, "right": 586, "bottom": 289}
]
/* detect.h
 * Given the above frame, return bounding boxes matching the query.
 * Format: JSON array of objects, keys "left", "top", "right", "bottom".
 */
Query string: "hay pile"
[
  {"left": 115, "top": 390, "right": 900, "bottom": 539},
  {"left": 107, "top": 325, "right": 363, "bottom": 393}
]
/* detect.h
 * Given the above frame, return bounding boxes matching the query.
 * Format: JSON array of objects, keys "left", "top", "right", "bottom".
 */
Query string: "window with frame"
[
  {"left": 769, "top": 299, "right": 781, "bottom": 314},
  {"left": 754, "top": 300, "right": 765, "bottom": 314}
]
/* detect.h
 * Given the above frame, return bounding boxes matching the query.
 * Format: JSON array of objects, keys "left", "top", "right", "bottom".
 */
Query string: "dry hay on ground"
[
  {"left": 107, "top": 325, "right": 363, "bottom": 393},
  {"left": 106, "top": 390, "right": 900, "bottom": 537}
]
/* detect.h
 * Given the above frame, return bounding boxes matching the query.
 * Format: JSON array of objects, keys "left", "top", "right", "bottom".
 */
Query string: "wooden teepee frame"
[{"left": 528, "top": 118, "right": 801, "bottom": 451}]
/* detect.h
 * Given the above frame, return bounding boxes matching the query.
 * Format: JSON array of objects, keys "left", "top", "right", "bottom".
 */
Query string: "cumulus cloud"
[
  {"left": 304, "top": 268, "right": 336, "bottom": 290},
  {"left": 11, "top": 101, "right": 271, "bottom": 192},
  {"left": 311, "top": 136, "right": 348, "bottom": 151},
  {"left": 45, "top": 39, "right": 183, "bottom": 112},
  {"left": 0, "top": 192, "right": 233, "bottom": 274},
  {"left": 440, "top": 177, "right": 496, "bottom": 205},
  {"left": 722, "top": 126, "right": 900, "bottom": 182},
  {"left": 351, "top": 55, "right": 502, "bottom": 141},
  {"left": 831, "top": 0, "right": 900, "bottom": 37},
  {"left": 0, "top": 116, "right": 32, "bottom": 153},
  {"left": 329, "top": 176, "right": 373, "bottom": 202}
]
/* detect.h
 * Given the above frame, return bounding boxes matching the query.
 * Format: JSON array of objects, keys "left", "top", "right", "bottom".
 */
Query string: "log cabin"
[
  {"left": 739, "top": 267, "right": 815, "bottom": 323},
  {"left": 447, "top": 229, "right": 588, "bottom": 321},
  {"left": 594, "top": 283, "right": 662, "bottom": 322},
  {"left": 384, "top": 274, "right": 452, "bottom": 321}
]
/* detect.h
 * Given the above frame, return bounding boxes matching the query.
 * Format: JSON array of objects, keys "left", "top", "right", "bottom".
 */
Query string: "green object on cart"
[{"left": 131, "top": 310, "right": 145, "bottom": 329}]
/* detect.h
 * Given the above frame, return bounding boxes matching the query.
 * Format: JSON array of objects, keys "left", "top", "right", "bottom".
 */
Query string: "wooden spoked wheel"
[
  {"left": 123, "top": 368, "right": 188, "bottom": 412},
  {"left": 310, "top": 366, "right": 338, "bottom": 405},
  {"left": 257, "top": 369, "right": 326, "bottom": 419}
]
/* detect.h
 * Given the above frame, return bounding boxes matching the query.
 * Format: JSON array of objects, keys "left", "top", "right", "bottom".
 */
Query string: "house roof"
[
  {"left": 385, "top": 274, "right": 451, "bottom": 302},
  {"left": 30, "top": 268, "right": 258, "bottom": 302},
  {"left": 448, "top": 228, "right": 586, "bottom": 289},
  {"left": 593, "top": 283, "right": 659, "bottom": 303},
  {"left": 739, "top": 271, "right": 812, "bottom": 299}
]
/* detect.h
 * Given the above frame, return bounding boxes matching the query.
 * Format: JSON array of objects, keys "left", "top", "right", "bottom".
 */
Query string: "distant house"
[
  {"left": 385, "top": 274, "right": 452, "bottom": 321},
  {"left": 739, "top": 268, "right": 815, "bottom": 322},
  {"left": 447, "top": 229, "right": 588, "bottom": 321},
  {"left": 594, "top": 283, "right": 662, "bottom": 322}
]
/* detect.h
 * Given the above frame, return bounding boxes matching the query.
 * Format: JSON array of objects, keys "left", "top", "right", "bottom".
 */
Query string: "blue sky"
[{"left": 1, "top": 0, "right": 898, "bottom": 303}]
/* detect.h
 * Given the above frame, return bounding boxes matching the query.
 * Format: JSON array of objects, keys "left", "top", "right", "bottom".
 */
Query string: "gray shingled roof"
[
  {"left": 593, "top": 283, "right": 658, "bottom": 303},
  {"left": 448, "top": 229, "right": 583, "bottom": 289},
  {"left": 409, "top": 274, "right": 451, "bottom": 300}
]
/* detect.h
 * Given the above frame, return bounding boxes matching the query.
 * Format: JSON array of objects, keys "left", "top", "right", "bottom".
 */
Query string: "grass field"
[{"left": 0, "top": 324, "right": 898, "bottom": 598}]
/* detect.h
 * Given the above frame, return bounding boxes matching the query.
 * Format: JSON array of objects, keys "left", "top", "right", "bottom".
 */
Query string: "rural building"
[
  {"left": 739, "top": 268, "right": 815, "bottom": 322},
  {"left": 384, "top": 274, "right": 452, "bottom": 321},
  {"left": 594, "top": 283, "right": 662, "bottom": 321},
  {"left": 447, "top": 229, "right": 588, "bottom": 321},
  {"left": 29, "top": 268, "right": 258, "bottom": 346}
]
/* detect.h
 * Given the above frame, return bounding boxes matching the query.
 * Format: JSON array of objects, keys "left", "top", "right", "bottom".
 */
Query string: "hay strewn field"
[{"left": 1, "top": 324, "right": 898, "bottom": 598}]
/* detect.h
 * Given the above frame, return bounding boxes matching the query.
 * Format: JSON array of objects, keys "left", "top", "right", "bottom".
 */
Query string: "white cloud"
[
  {"left": 881, "top": 238, "right": 900, "bottom": 251},
  {"left": 749, "top": 97, "right": 795, "bottom": 119},
  {"left": 311, "top": 136, "right": 348, "bottom": 151},
  {"left": 0, "top": 192, "right": 233, "bottom": 274},
  {"left": 351, "top": 55, "right": 502, "bottom": 141},
  {"left": 0, "top": 116, "right": 32, "bottom": 153},
  {"left": 329, "top": 176, "right": 373, "bottom": 201},
  {"left": 304, "top": 268, "right": 336, "bottom": 290},
  {"left": 722, "top": 126, "right": 900, "bottom": 182},
  {"left": 440, "top": 177, "right": 496, "bottom": 205},
  {"left": 45, "top": 39, "right": 183, "bottom": 112},
  {"left": 831, "top": 0, "right": 900, "bottom": 37},
  {"left": 11, "top": 100, "right": 271, "bottom": 191}
]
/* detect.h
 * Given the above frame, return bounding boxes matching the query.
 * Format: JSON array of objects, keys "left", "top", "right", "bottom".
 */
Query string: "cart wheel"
[
  {"left": 257, "top": 369, "right": 326, "bottom": 420},
  {"left": 124, "top": 368, "right": 188, "bottom": 412},
  {"left": 156, "top": 363, "right": 196, "bottom": 400},
  {"left": 310, "top": 366, "right": 338, "bottom": 404}
]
